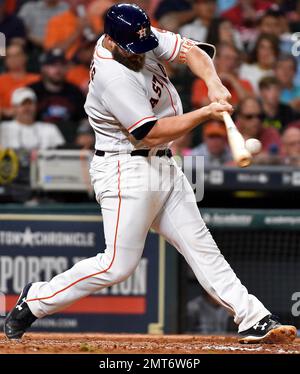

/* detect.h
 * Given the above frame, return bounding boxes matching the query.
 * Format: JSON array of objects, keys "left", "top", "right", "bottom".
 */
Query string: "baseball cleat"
[
  {"left": 4, "top": 283, "right": 37, "bottom": 339},
  {"left": 239, "top": 314, "right": 297, "bottom": 344}
]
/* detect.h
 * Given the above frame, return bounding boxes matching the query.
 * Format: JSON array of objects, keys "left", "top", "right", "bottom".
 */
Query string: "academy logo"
[{"left": 0, "top": 227, "right": 95, "bottom": 247}]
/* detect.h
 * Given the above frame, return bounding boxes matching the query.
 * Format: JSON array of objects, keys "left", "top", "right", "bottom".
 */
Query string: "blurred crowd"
[{"left": 0, "top": 0, "right": 300, "bottom": 167}]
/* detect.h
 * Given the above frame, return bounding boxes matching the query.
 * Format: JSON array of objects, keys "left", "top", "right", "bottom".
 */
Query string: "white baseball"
[{"left": 245, "top": 138, "right": 262, "bottom": 155}]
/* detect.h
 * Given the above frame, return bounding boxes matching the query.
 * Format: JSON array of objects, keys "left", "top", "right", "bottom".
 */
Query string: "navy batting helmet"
[{"left": 104, "top": 3, "right": 159, "bottom": 54}]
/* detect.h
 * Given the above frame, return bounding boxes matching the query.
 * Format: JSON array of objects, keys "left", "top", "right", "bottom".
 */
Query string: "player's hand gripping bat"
[{"left": 222, "top": 111, "right": 252, "bottom": 168}]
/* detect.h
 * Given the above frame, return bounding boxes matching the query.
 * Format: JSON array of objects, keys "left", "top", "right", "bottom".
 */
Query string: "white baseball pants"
[{"left": 26, "top": 153, "right": 270, "bottom": 332}]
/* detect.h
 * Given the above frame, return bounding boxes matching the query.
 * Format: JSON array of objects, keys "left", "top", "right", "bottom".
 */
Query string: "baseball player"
[{"left": 5, "top": 3, "right": 296, "bottom": 344}]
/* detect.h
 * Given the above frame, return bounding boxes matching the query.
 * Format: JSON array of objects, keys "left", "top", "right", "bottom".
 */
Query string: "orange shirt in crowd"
[
  {"left": 0, "top": 73, "right": 40, "bottom": 110},
  {"left": 45, "top": 10, "right": 82, "bottom": 60},
  {"left": 192, "top": 78, "right": 253, "bottom": 108},
  {"left": 44, "top": 3, "right": 109, "bottom": 60},
  {"left": 66, "top": 65, "right": 90, "bottom": 93}
]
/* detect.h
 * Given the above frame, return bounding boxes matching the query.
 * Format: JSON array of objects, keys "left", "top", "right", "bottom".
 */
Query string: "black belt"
[{"left": 95, "top": 149, "right": 172, "bottom": 158}]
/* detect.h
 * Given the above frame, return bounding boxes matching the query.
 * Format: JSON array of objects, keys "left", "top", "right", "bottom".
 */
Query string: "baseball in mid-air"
[{"left": 245, "top": 138, "right": 262, "bottom": 155}]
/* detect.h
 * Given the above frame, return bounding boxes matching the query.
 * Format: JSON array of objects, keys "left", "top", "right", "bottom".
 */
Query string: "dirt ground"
[{"left": 0, "top": 333, "right": 299, "bottom": 354}]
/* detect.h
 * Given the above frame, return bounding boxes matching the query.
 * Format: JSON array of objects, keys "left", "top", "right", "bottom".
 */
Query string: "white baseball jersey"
[{"left": 84, "top": 27, "right": 183, "bottom": 152}]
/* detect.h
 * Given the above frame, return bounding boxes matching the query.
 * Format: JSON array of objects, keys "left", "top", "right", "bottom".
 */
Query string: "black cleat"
[
  {"left": 239, "top": 314, "right": 297, "bottom": 344},
  {"left": 4, "top": 283, "right": 37, "bottom": 339}
]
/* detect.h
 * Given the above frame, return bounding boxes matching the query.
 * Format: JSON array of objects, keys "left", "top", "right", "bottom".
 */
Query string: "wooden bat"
[{"left": 222, "top": 111, "right": 252, "bottom": 168}]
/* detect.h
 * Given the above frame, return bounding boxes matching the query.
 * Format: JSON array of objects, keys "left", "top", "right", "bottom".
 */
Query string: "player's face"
[{"left": 112, "top": 45, "right": 145, "bottom": 72}]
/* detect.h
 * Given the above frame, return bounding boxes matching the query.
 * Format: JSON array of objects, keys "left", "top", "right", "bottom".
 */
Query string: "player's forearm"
[
  {"left": 143, "top": 101, "right": 233, "bottom": 147},
  {"left": 185, "top": 47, "right": 231, "bottom": 103},
  {"left": 142, "top": 107, "right": 210, "bottom": 147},
  {"left": 186, "top": 47, "right": 221, "bottom": 87}
]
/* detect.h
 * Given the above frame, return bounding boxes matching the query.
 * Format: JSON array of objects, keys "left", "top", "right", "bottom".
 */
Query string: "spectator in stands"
[
  {"left": 0, "top": 87, "right": 65, "bottom": 150},
  {"left": 239, "top": 34, "right": 279, "bottom": 93},
  {"left": 259, "top": 76, "right": 299, "bottom": 133},
  {"left": 257, "top": 7, "right": 283, "bottom": 38},
  {"left": 179, "top": 0, "right": 217, "bottom": 42},
  {"left": 29, "top": 49, "right": 86, "bottom": 144},
  {"left": 255, "top": 7, "right": 294, "bottom": 59},
  {"left": 192, "top": 120, "right": 232, "bottom": 166},
  {"left": 221, "top": 0, "right": 272, "bottom": 29},
  {"left": 275, "top": 55, "right": 300, "bottom": 113},
  {"left": 154, "top": 0, "right": 195, "bottom": 32},
  {"left": 66, "top": 37, "right": 95, "bottom": 94},
  {"left": 192, "top": 43, "right": 253, "bottom": 108},
  {"left": 205, "top": 17, "right": 243, "bottom": 51},
  {"left": 281, "top": 126, "right": 300, "bottom": 166},
  {"left": 0, "top": 0, "right": 26, "bottom": 45},
  {"left": 186, "top": 290, "right": 232, "bottom": 334},
  {"left": 44, "top": 0, "right": 103, "bottom": 60},
  {"left": 0, "top": 43, "right": 40, "bottom": 118},
  {"left": 257, "top": 5, "right": 300, "bottom": 90},
  {"left": 18, "top": 0, "right": 68, "bottom": 48},
  {"left": 237, "top": 97, "right": 281, "bottom": 157}
]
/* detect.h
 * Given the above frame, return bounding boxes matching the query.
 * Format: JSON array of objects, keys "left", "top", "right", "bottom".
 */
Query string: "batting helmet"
[{"left": 104, "top": 3, "right": 159, "bottom": 54}]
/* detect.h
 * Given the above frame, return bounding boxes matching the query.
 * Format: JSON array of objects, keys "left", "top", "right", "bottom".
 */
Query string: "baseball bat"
[{"left": 222, "top": 111, "right": 252, "bottom": 168}]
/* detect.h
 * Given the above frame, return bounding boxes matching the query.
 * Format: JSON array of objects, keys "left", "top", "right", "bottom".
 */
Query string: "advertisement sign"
[{"left": 0, "top": 214, "right": 165, "bottom": 333}]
